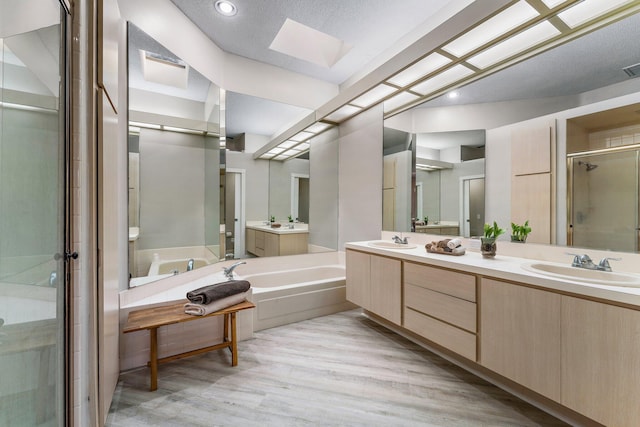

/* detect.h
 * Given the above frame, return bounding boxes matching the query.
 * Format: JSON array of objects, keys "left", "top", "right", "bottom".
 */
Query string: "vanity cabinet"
[
  {"left": 246, "top": 228, "right": 308, "bottom": 257},
  {"left": 346, "top": 250, "right": 401, "bottom": 324},
  {"left": 561, "top": 296, "right": 640, "bottom": 427},
  {"left": 480, "top": 278, "right": 562, "bottom": 401},
  {"left": 403, "top": 262, "right": 477, "bottom": 360}
]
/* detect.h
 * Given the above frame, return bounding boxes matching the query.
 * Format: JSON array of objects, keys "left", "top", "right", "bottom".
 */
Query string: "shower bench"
[{"left": 123, "top": 300, "right": 255, "bottom": 391}]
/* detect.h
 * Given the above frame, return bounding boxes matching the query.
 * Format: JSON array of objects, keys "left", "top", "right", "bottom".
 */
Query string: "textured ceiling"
[{"left": 168, "top": 0, "right": 451, "bottom": 85}]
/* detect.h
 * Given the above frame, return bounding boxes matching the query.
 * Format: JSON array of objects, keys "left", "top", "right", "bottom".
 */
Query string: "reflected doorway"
[
  {"left": 461, "top": 176, "right": 485, "bottom": 237},
  {"left": 225, "top": 169, "right": 246, "bottom": 259}
]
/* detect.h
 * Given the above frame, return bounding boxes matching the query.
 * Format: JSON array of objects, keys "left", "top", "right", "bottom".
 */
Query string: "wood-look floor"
[{"left": 107, "top": 310, "right": 567, "bottom": 426}]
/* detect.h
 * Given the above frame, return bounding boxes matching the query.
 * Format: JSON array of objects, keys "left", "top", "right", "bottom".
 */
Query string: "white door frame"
[
  {"left": 290, "top": 173, "right": 309, "bottom": 221},
  {"left": 416, "top": 182, "right": 423, "bottom": 220},
  {"left": 227, "top": 168, "right": 246, "bottom": 257},
  {"left": 459, "top": 174, "right": 484, "bottom": 237}
]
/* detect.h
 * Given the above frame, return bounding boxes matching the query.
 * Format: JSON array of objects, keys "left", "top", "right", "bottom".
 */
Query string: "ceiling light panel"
[
  {"left": 383, "top": 91, "right": 421, "bottom": 113},
  {"left": 557, "top": 0, "right": 633, "bottom": 28},
  {"left": 296, "top": 142, "right": 310, "bottom": 150},
  {"left": 540, "top": 0, "right": 567, "bottom": 8},
  {"left": 467, "top": 20, "right": 561, "bottom": 69},
  {"left": 350, "top": 84, "right": 397, "bottom": 108},
  {"left": 410, "top": 64, "right": 474, "bottom": 95},
  {"left": 260, "top": 153, "right": 275, "bottom": 159},
  {"left": 283, "top": 149, "right": 302, "bottom": 156},
  {"left": 140, "top": 50, "right": 189, "bottom": 89},
  {"left": 289, "top": 131, "right": 314, "bottom": 142},
  {"left": 443, "top": 1, "right": 539, "bottom": 58},
  {"left": 267, "top": 147, "right": 285, "bottom": 155},
  {"left": 324, "top": 105, "right": 362, "bottom": 122},
  {"left": 305, "top": 122, "right": 332, "bottom": 133},
  {"left": 386, "top": 53, "right": 451, "bottom": 87},
  {"left": 274, "top": 154, "right": 288, "bottom": 161}
]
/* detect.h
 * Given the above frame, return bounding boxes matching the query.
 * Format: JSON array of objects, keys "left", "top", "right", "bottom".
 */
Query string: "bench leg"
[
  {"left": 231, "top": 312, "right": 238, "bottom": 366},
  {"left": 150, "top": 327, "right": 158, "bottom": 391},
  {"left": 223, "top": 313, "right": 229, "bottom": 342}
]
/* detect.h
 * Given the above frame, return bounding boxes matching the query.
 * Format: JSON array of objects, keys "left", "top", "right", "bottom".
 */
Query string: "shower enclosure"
[{"left": 568, "top": 149, "right": 639, "bottom": 252}]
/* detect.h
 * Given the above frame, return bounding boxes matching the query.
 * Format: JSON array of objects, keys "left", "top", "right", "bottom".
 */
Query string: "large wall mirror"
[
  {"left": 127, "top": 26, "right": 339, "bottom": 287},
  {"left": 127, "top": 23, "right": 223, "bottom": 286},
  {"left": 383, "top": 10, "right": 640, "bottom": 253}
]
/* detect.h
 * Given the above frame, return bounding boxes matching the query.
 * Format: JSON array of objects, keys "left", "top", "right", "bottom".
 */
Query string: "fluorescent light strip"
[
  {"left": 557, "top": 0, "right": 633, "bottom": 28},
  {"left": 130, "top": 121, "right": 161, "bottom": 130},
  {"left": 290, "top": 131, "right": 314, "bottom": 142},
  {"left": 164, "top": 126, "right": 204, "bottom": 135},
  {"left": 282, "top": 149, "right": 302, "bottom": 156},
  {"left": 260, "top": 153, "right": 275, "bottom": 159},
  {"left": 267, "top": 147, "right": 285, "bottom": 155},
  {"left": 383, "top": 91, "right": 421, "bottom": 113},
  {"left": 410, "top": 64, "right": 474, "bottom": 96},
  {"left": 386, "top": 53, "right": 451, "bottom": 87},
  {"left": 443, "top": 1, "right": 539, "bottom": 57},
  {"left": 324, "top": 105, "right": 362, "bottom": 122},
  {"left": 350, "top": 84, "right": 397, "bottom": 108},
  {"left": 274, "top": 154, "right": 289, "bottom": 161},
  {"left": 297, "top": 142, "right": 310, "bottom": 150},
  {"left": 467, "top": 20, "right": 561, "bottom": 69},
  {"left": 279, "top": 140, "right": 298, "bottom": 149}
]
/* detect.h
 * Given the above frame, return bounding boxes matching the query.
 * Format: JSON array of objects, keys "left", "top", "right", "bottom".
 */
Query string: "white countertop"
[
  {"left": 345, "top": 240, "right": 640, "bottom": 307},
  {"left": 246, "top": 223, "right": 309, "bottom": 235}
]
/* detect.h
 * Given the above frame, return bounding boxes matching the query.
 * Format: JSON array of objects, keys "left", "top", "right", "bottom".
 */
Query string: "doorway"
[
  {"left": 225, "top": 169, "right": 246, "bottom": 258},
  {"left": 461, "top": 176, "right": 485, "bottom": 237}
]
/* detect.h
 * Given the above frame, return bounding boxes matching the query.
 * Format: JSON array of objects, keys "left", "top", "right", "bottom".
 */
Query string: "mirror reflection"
[
  {"left": 384, "top": 10, "right": 640, "bottom": 252},
  {"left": 127, "top": 23, "right": 223, "bottom": 286}
]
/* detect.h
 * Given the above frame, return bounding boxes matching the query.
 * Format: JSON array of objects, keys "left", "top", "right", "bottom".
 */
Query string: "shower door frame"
[{"left": 567, "top": 144, "right": 640, "bottom": 251}]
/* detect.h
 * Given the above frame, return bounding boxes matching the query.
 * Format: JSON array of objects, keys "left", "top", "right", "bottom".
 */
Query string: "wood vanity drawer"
[
  {"left": 404, "top": 307, "right": 476, "bottom": 361},
  {"left": 254, "top": 231, "right": 265, "bottom": 249},
  {"left": 404, "top": 262, "right": 476, "bottom": 302},
  {"left": 405, "top": 284, "right": 476, "bottom": 332}
]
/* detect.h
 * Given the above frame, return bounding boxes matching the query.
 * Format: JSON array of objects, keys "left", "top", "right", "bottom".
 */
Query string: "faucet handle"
[
  {"left": 565, "top": 252, "right": 582, "bottom": 267},
  {"left": 598, "top": 257, "right": 621, "bottom": 272}
]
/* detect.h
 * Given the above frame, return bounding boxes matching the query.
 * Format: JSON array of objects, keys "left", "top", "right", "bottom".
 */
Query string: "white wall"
[
  {"left": 226, "top": 151, "right": 269, "bottom": 222},
  {"left": 338, "top": 106, "right": 384, "bottom": 248},
  {"left": 310, "top": 128, "right": 339, "bottom": 251},
  {"left": 138, "top": 128, "right": 205, "bottom": 249}
]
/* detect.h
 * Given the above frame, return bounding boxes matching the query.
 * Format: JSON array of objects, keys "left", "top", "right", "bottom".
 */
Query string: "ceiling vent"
[{"left": 622, "top": 62, "right": 640, "bottom": 78}]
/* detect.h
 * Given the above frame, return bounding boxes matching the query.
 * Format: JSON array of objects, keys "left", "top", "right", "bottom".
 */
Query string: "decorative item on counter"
[
  {"left": 425, "top": 237, "right": 466, "bottom": 256},
  {"left": 481, "top": 221, "right": 505, "bottom": 257},
  {"left": 288, "top": 215, "right": 294, "bottom": 223},
  {"left": 270, "top": 215, "right": 275, "bottom": 223},
  {"left": 510, "top": 220, "right": 531, "bottom": 243},
  {"left": 424, "top": 216, "right": 429, "bottom": 225}
]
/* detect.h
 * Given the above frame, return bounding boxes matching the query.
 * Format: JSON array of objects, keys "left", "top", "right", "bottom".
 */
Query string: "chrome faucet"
[
  {"left": 223, "top": 261, "right": 246, "bottom": 279},
  {"left": 569, "top": 253, "right": 598, "bottom": 270},
  {"left": 392, "top": 235, "right": 409, "bottom": 244},
  {"left": 49, "top": 271, "right": 57, "bottom": 287},
  {"left": 597, "top": 257, "right": 621, "bottom": 272},
  {"left": 186, "top": 258, "right": 195, "bottom": 271}
]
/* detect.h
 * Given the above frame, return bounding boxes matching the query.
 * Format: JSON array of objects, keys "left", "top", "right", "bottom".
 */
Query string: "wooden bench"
[{"left": 123, "top": 299, "right": 255, "bottom": 391}]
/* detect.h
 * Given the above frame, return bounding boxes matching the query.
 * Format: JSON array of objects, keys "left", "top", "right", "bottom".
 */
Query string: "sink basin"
[
  {"left": 368, "top": 240, "right": 418, "bottom": 249},
  {"left": 522, "top": 263, "right": 640, "bottom": 287}
]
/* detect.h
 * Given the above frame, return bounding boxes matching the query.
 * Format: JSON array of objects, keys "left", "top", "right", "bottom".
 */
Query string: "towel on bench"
[
  {"left": 186, "top": 280, "right": 251, "bottom": 305},
  {"left": 184, "top": 291, "right": 249, "bottom": 316}
]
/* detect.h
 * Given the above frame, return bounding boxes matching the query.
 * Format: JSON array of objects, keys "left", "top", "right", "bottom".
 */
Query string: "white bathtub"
[
  {"left": 118, "top": 252, "right": 352, "bottom": 370},
  {"left": 239, "top": 265, "right": 350, "bottom": 331}
]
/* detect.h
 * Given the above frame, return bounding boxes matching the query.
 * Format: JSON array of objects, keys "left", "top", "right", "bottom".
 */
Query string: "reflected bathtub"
[{"left": 147, "top": 258, "right": 210, "bottom": 275}]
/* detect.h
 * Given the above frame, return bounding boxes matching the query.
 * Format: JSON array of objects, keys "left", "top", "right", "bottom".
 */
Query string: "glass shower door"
[
  {"left": 0, "top": 1, "right": 68, "bottom": 425},
  {"left": 571, "top": 150, "right": 638, "bottom": 252}
]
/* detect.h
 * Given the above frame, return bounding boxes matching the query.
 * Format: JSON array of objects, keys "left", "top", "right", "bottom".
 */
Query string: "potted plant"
[
  {"left": 481, "top": 221, "right": 504, "bottom": 257},
  {"left": 511, "top": 220, "right": 531, "bottom": 243},
  {"left": 288, "top": 215, "right": 294, "bottom": 223}
]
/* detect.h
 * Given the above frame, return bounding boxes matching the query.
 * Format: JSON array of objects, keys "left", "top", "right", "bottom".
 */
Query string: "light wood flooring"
[{"left": 107, "top": 310, "right": 567, "bottom": 426}]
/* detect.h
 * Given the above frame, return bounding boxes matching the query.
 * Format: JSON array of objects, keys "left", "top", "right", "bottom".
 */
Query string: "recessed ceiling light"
[
  {"left": 448, "top": 91, "right": 459, "bottom": 99},
  {"left": 215, "top": 0, "right": 237, "bottom": 17}
]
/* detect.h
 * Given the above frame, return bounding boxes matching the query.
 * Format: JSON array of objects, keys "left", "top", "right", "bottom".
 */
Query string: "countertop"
[
  {"left": 345, "top": 241, "right": 640, "bottom": 307},
  {"left": 246, "top": 223, "right": 309, "bottom": 235}
]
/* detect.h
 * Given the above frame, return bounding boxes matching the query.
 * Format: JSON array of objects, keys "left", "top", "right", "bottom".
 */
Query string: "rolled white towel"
[
  {"left": 184, "top": 291, "right": 249, "bottom": 316},
  {"left": 447, "top": 238, "right": 463, "bottom": 249}
]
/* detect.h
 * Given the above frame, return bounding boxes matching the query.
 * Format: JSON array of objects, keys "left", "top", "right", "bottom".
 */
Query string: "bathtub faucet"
[
  {"left": 186, "top": 258, "right": 195, "bottom": 271},
  {"left": 224, "top": 261, "right": 246, "bottom": 280}
]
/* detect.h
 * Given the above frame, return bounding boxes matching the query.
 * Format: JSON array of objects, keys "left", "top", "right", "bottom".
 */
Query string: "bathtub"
[
  {"left": 239, "top": 265, "right": 350, "bottom": 331},
  {"left": 118, "top": 252, "right": 352, "bottom": 370},
  {"left": 147, "top": 257, "right": 210, "bottom": 275}
]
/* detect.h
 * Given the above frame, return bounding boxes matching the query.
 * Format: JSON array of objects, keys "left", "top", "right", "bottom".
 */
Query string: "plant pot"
[
  {"left": 481, "top": 237, "right": 497, "bottom": 257},
  {"left": 511, "top": 235, "right": 527, "bottom": 243}
]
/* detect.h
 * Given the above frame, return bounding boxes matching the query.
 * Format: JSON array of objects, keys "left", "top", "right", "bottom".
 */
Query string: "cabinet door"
[
  {"left": 370, "top": 255, "right": 401, "bottom": 324},
  {"left": 346, "top": 250, "right": 371, "bottom": 309},
  {"left": 264, "top": 232, "right": 279, "bottom": 257},
  {"left": 562, "top": 297, "right": 640, "bottom": 427},
  {"left": 480, "top": 278, "right": 561, "bottom": 401},
  {"left": 246, "top": 228, "right": 256, "bottom": 254}
]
